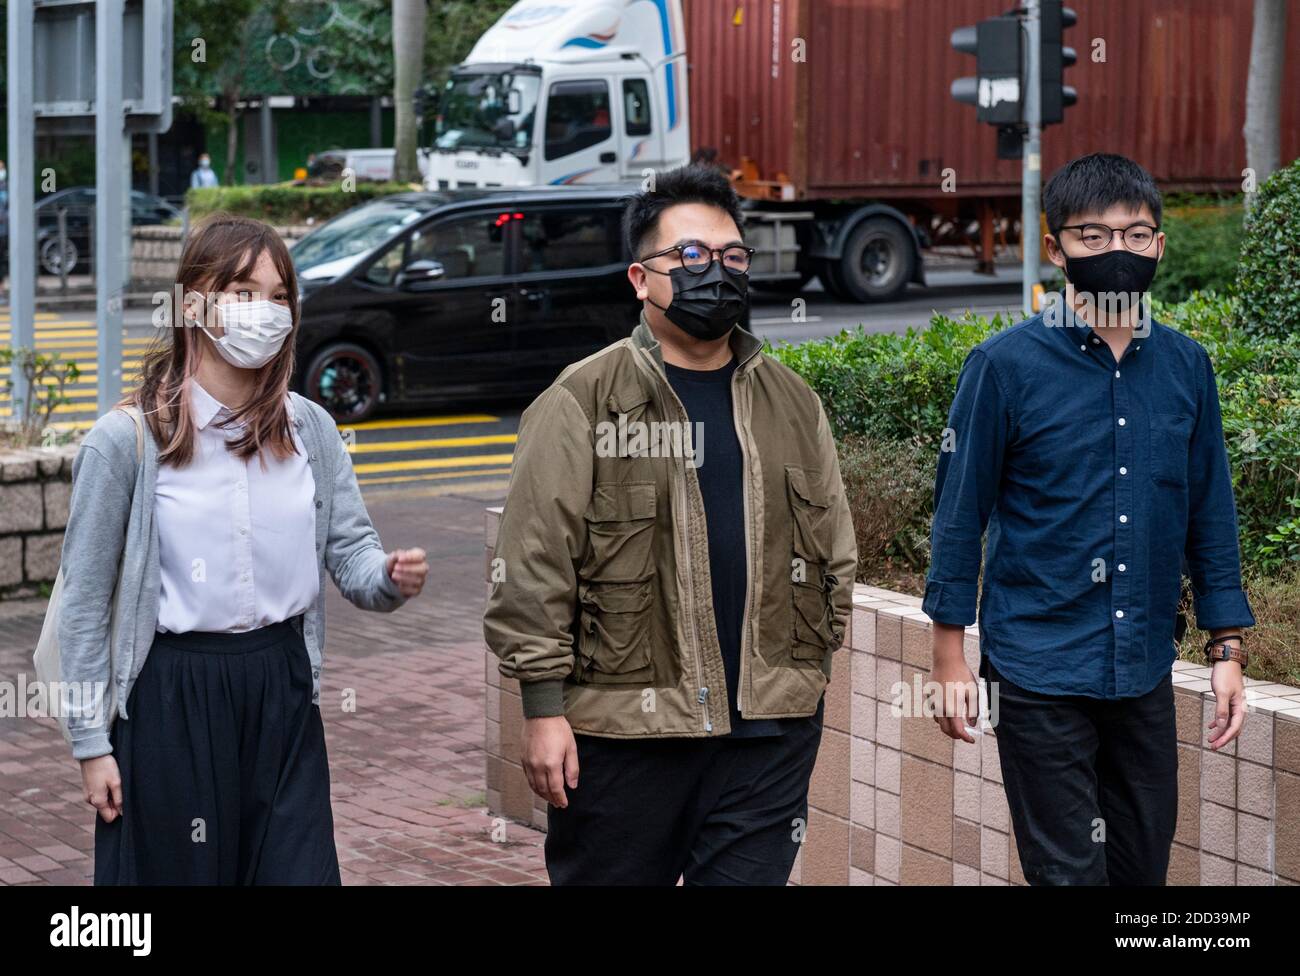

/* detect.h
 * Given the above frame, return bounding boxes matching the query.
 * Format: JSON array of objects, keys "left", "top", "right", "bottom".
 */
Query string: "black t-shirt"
[{"left": 663, "top": 356, "right": 824, "bottom": 738}]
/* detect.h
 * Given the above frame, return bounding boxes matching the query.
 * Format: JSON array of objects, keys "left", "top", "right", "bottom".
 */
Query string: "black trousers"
[
  {"left": 545, "top": 718, "right": 823, "bottom": 885},
  {"left": 94, "top": 617, "right": 341, "bottom": 885},
  {"left": 983, "top": 655, "right": 1178, "bottom": 886}
]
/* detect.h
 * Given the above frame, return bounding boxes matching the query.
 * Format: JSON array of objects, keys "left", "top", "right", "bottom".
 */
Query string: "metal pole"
[
  {"left": 1022, "top": 0, "right": 1042, "bottom": 317},
  {"left": 96, "top": 0, "right": 128, "bottom": 415},
  {"left": 57, "top": 208, "right": 69, "bottom": 296},
  {"left": 7, "top": 0, "right": 36, "bottom": 420},
  {"left": 260, "top": 97, "right": 275, "bottom": 184}
]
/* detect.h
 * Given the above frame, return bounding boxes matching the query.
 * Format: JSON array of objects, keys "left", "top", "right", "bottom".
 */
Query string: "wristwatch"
[{"left": 1204, "top": 634, "right": 1247, "bottom": 668}]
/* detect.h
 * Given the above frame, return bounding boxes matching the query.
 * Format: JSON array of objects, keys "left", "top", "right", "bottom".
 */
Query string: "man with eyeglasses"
[
  {"left": 484, "top": 163, "right": 857, "bottom": 884},
  {"left": 924, "top": 152, "right": 1253, "bottom": 884}
]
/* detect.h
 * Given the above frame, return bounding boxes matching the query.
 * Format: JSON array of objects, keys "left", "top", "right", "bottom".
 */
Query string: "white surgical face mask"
[{"left": 201, "top": 299, "right": 294, "bottom": 369}]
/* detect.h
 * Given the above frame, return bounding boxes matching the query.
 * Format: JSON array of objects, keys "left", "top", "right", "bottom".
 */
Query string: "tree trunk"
[
  {"left": 392, "top": 0, "right": 429, "bottom": 183},
  {"left": 1244, "top": 0, "right": 1288, "bottom": 206},
  {"left": 224, "top": 91, "right": 242, "bottom": 187}
]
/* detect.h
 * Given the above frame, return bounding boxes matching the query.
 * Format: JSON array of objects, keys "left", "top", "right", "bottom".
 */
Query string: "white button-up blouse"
[{"left": 154, "top": 380, "right": 319, "bottom": 634}]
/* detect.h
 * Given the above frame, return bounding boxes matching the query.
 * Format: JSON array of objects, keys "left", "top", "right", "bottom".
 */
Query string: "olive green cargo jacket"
[{"left": 483, "top": 311, "right": 858, "bottom": 737}]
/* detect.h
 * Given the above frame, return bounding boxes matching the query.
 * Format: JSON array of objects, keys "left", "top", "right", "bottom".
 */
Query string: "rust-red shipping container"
[{"left": 684, "top": 0, "right": 1300, "bottom": 200}]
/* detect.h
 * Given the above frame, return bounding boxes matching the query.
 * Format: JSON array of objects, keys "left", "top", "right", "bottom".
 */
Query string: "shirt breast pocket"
[{"left": 1148, "top": 412, "right": 1194, "bottom": 488}]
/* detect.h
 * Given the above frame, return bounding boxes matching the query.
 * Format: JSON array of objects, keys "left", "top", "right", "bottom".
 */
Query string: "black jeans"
[
  {"left": 545, "top": 718, "right": 823, "bottom": 885},
  {"left": 984, "top": 655, "right": 1178, "bottom": 885}
]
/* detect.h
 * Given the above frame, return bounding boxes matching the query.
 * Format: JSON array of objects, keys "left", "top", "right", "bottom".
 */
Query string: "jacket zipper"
[{"left": 730, "top": 364, "right": 753, "bottom": 714}]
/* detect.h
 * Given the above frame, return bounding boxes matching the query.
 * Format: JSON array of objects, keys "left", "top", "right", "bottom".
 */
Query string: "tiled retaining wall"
[{"left": 484, "top": 506, "right": 1300, "bottom": 884}]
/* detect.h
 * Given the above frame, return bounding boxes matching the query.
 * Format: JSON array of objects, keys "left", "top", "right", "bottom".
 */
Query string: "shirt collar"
[
  {"left": 1047, "top": 296, "right": 1156, "bottom": 358},
  {"left": 190, "top": 379, "right": 229, "bottom": 431},
  {"left": 190, "top": 382, "right": 297, "bottom": 431}
]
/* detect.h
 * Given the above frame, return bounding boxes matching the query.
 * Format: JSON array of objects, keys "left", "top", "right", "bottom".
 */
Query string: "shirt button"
[
  {"left": 1114, "top": 370, "right": 1121, "bottom": 378},
  {"left": 1118, "top": 563, "right": 1127, "bottom": 572},
  {"left": 1117, "top": 417, "right": 1126, "bottom": 426},
  {"left": 1119, "top": 515, "right": 1128, "bottom": 523},
  {"left": 1115, "top": 610, "right": 1125, "bottom": 618},
  {"left": 1120, "top": 466, "right": 1128, "bottom": 475},
  {"left": 315, "top": 499, "right": 323, "bottom": 509},
  {"left": 1092, "top": 337, "right": 1100, "bottom": 344},
  {"left": 1079, "top": 344, "right": 1087, "bottom": 352}
]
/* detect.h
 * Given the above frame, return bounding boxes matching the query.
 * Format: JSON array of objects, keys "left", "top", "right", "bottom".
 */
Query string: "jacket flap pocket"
[
  {"left": 587, "top": 481, "right": 656, "bottom": 523},
  {"left": 786, "top": 465, "right": 829, "bottom": 507},
  {"left": 606, "top": 379, "right": 652, "bottom": 416},
  {"left": 580, "top": 579, "right": 652, "bottom": 614}
]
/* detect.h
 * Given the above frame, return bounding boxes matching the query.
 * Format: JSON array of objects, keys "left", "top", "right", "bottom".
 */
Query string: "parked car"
[
  {"left": 305, "top": 148, "right": 431, "bottom": 184},
  {"left": 290, "top": 186, "right": 649, "bottom": 422},
  {"left": 35, "top": 187, "right": 181, "bottom": 276}
]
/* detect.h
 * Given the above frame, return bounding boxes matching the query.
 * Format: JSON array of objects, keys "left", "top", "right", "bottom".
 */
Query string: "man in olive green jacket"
[{"left": 483, "top": 164, "right": 857, "bottom": 885}]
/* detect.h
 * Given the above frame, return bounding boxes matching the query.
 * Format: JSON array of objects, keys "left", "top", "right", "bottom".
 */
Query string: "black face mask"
[
  {"left": 646, "top": 259, "right": 749, "bottom": 341},
  {"left": 1060, "top": 246, "right": 1160, "bottom": 309}
]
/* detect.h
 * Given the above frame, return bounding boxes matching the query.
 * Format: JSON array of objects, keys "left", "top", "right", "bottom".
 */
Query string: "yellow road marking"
[
  {"left": 351, "top": 453, "right": 515, "bottom": 475},
  {"left": 346, "top": 434, "right": 516, "bottom": 453},
  {"left": 343, "top": 414, "right": 502, "bottom": 431}
]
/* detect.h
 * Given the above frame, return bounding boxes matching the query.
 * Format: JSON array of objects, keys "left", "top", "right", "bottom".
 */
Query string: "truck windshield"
[{"left": 435, "top": 70, "right": 540, "bottom": 153}]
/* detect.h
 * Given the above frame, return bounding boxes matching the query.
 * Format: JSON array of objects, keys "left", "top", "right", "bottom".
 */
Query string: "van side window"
[
  {"left": 544, "top": 80, "right": 612, "bottom": 161},
  {"left": 623, "top": 79, "right": 652, "bottom": 137},
  {"left": 518, "top": 209, "right": 622, "bottom": 272},
  {"left": 407, "top": 214, "right": 506, "bottom": 279},
  {"left": 365, "top": 238, "right": 407, "bottom": 285}
]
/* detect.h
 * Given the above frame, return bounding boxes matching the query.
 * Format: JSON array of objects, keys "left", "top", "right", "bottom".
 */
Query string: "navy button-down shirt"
[{"left": 922, "top": 305, "right": 1255, "bottom": 699}]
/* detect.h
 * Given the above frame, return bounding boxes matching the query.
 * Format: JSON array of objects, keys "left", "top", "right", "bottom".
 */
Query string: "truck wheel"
[
  {"left": 304, "top": 343, "right": 383, "bottom": 423},
  {"left": 817, "top": 260, "right": 855, "bottom": 302},
  {"left": 839, "top": 217, "right": 916, "bottom": 302}
]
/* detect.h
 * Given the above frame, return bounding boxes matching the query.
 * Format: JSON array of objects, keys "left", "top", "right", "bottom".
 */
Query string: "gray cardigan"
[{"left": 57, "top": 392, "right": 407, "bottom": 760}]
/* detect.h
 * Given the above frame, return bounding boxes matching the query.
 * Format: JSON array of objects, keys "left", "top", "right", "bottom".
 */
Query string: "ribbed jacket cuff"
[
  {"left": 518, "top": 678, "right": 566, "bottom": 718},
  {"left": 71, "top": 732, "right": 113, "bottom": 761}
]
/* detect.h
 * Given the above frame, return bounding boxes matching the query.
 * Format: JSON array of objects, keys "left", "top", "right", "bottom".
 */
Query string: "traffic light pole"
[{"left": 1022, "top": 0, "right": 1042, "bottom": 317}]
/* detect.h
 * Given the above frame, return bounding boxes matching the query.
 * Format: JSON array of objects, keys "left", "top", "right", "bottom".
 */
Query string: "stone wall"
[
  {"left": 130, "top": 224, "right": 315, "bottom": 288},
  {"left": 482, "top": 505, "right": 1300, "bottom": 885},
  {"left": 0, "top": 445, "right": 79, "bottom": 599}
]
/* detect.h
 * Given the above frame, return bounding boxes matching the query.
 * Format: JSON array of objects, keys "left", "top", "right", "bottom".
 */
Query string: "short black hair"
[
  {"left": 1042, "top": 152, "right": 1162, "bottom": 233},
  {"left": 622, "top": 163, "right": 745, "bottom": 259}
]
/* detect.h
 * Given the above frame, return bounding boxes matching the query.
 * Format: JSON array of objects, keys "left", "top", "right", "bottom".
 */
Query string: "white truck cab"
[{"left": 425, "top": 0, "right": 691, "bottom": 189}]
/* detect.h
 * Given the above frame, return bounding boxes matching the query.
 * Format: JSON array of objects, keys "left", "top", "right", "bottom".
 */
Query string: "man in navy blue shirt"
[{"left": 924, "top": 153, "right": 1254, "bottom": 885}]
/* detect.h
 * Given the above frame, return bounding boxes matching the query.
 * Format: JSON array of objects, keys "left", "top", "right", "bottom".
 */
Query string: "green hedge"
[
  {"left": 768, "top": 293, "right": 1300, "bottom": 578},
  {"left": 185, "top": 182, "right": 416, "bottom": 224},
  {"left": 1149, "top": 198, "right": 1244, "bottom": 304},
  {"left": 1237, "top": 158, "right": 1300, "bottom": 340}
]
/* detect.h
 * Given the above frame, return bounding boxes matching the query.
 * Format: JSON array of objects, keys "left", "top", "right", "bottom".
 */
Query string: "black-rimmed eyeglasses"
[
  {"left": 1055, "top": 222, "right": 1160, "bottom": 251},
  {"left": 639, "top": 241, "right": 755, "bottom": 274}
]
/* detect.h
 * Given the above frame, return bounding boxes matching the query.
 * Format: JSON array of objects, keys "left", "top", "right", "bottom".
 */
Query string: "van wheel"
[
  {"left": 305, "top": 343, "right": 382, "bottom": 423},
  {"left": 839, "top": 216, "right": 915, "bottom": 302}
]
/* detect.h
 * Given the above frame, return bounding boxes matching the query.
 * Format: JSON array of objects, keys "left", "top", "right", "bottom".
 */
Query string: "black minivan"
[{"left": 290, "top": 186, "right": 644, "bottom": 422}]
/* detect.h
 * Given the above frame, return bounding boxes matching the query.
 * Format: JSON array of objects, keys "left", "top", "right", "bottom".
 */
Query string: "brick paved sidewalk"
[{"left": 0, "top": 488, "right": 550, "bottom": 886}]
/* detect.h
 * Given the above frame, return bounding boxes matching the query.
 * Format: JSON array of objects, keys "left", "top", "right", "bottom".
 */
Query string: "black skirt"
[{"left": 94, "top": 616, "right": 341, "bottom": 885}]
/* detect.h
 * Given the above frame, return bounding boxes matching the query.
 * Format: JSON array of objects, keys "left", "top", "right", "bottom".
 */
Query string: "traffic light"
[
  {"left": 950, "top": 16, "right": 1023, "bottom": 126},
  {"left": 950, "top": 3, "right": 1078, "bottom": 133},
  {"left": 1040, "top": 1, "right": 1078, "bottom": 124}
]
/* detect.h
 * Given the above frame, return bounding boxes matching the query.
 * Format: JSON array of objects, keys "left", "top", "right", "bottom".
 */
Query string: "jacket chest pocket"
[
  {"left": 1148, "top": 412, "right": 1193, "bottom": 488},
  {"left": 786, "top": 465, "right": 838, "bottom": 660},
  {"left": 575, "top": 481, "right": 657, "bottom": 683}
]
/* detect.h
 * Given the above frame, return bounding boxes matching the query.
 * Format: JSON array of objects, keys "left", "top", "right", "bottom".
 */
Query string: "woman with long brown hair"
[{"left": 58, "top": 212, "right": 428, "bottom": 884}]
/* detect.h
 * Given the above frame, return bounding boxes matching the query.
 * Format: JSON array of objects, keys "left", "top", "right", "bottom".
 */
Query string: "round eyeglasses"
[
  {"left": 639, "top": 242, "right": 755, "bottom": 274},
  {"left": 1056, "top": 222, "right": 1159, "bottom": 251}
]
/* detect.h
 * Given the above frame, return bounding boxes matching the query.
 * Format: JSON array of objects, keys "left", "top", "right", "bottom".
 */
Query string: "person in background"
[{"left": 190, "top": 153, "right": 219, "bottom": 189}]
